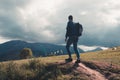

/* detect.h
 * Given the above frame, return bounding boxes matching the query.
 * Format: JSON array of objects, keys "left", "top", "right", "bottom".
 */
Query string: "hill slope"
[
  {"left": 0, "top": 40, "right": 84, "bottom": 61},
  {"left": 0, "top": 48, "right": 120, "bottom": 80}
]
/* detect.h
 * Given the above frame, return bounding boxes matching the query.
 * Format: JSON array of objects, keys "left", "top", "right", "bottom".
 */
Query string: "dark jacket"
[
  {"left": 66, "top": 21, "right": 83, "bottom": 38},
  {"left": 65, "top": 21, "right": 79, "bottom": 38},
  {"left": 65, "top": 21, "right": 75, "bottom": 38}
]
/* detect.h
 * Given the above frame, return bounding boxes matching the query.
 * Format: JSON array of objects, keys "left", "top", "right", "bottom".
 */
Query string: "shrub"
[
  {"left": 0, "top": 59, "right": 64, "bottom": 80},
  {"left": 20, "top": 48, "right": 33, "bottom": 59},
  {"left": 41, "top": 64, "right": 63, "bottom": 80},
  {"left": 28, "top": 59, "right": 45, "bottom": 71},
  {"left": 5, "top": 61, "right": 35, "bottom": 80},
  {"left": 0, "top": 63, "right": 7, "bottom": 80}
]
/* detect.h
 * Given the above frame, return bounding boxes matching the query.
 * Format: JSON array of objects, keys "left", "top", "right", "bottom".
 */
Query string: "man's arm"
[{"left": 65, "top": 22, "right": 69, "bottom": 42}]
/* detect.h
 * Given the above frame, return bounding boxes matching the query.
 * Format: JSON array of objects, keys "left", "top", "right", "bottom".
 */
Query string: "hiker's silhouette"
[{"left": 65, "top": 15, "right": 83, "bottom": 63}]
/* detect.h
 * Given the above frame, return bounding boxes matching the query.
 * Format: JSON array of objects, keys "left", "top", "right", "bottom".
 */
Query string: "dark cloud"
[{"left": 0, "top": 0, "right": 120, "bottom": 47}]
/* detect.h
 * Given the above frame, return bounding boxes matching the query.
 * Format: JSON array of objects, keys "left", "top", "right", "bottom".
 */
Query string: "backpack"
[{"left": 75, "top": 23, "right": 83, "bottom": 37}]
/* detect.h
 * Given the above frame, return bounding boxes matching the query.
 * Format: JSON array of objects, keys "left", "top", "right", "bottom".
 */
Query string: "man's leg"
[
  {"left": 73, "top": 42, "right": 80, "bottom": 60},
  {"left": 73, "top": 37, "right": 80, "bottom": 64},
  {"left": 66, "top": 38, "right": 72, "bottom": 59}
]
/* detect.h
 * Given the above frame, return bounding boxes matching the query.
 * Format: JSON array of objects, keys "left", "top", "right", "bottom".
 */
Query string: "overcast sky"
[{"left": 0, "top": 0, "right": 120, "bottom": 47}]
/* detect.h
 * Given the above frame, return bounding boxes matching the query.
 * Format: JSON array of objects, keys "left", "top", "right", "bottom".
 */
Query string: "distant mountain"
[
  {"left": 0, "top": 40, "right": 84, "bottom": 61},
  {"left": 86, "top": 47, "right": 103, "bottom": 52}
]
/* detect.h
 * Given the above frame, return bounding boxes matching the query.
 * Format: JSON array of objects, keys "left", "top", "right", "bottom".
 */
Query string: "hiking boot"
[
  {"left": 65, "top": 58, "right": 73, "bottom": 62},
  {"left": 75, "top": 59, "right": 81, "bottom": 64}
]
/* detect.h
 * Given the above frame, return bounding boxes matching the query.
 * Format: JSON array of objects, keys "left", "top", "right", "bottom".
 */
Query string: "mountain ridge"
[{"left": 0, "top": 40, "right": 84, "bottom": 61}]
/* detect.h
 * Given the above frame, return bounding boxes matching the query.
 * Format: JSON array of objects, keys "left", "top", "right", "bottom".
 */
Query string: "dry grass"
[
  {"left": 0, "top": 59, "right": 64, "bottom": 80},
  {"left": 81, "top": 49, "right": 120, "bottom": 65},
  {"left": 2, "top": 48, "right": 120, "bottom": 66},
  {"left": 0, "top": 48, "right": 120, "bottom": 80}
]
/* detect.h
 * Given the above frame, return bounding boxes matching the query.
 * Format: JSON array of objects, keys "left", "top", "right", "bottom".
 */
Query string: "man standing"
[{"left": 65, "top": 15, "right": 83, "bottom": 63}]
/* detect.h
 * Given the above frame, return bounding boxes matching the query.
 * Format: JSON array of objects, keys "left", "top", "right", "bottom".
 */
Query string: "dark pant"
[{"left": 66, "top": 36, "right": 80, "bottom": 59}]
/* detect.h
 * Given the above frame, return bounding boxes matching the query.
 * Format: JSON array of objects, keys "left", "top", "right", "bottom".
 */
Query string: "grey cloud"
[
  {"left": 0, "top": 0, "right": 37, "bottom": 41},
  {"left": 0, "top": 0, "right": 120, "bottom": 47}
]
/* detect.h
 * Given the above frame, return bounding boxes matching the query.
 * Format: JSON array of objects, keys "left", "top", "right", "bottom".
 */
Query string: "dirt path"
[
  {"left": 58, "top": 61, "right": 108, "bottom": 80},
  {"left": 76, "top": 63, "right": 108, "bottom": 80}
]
